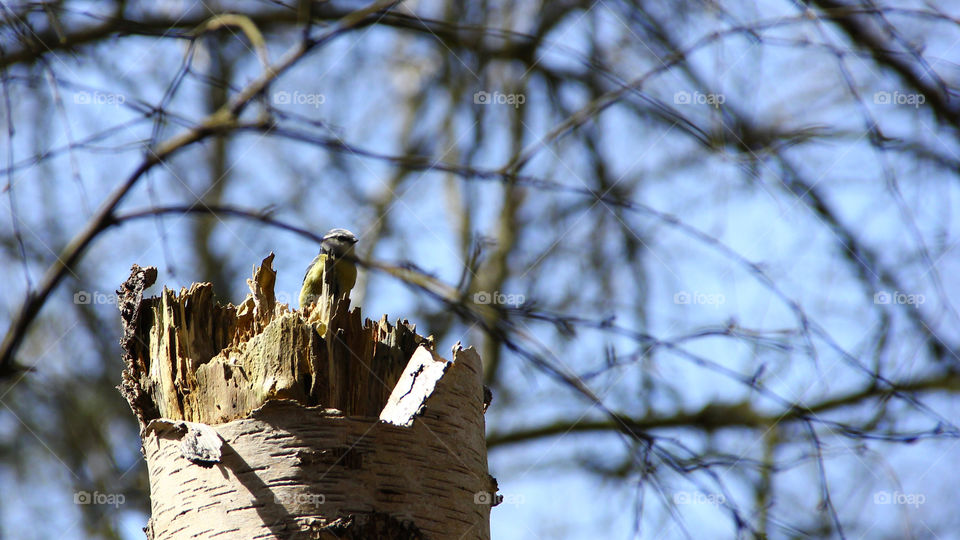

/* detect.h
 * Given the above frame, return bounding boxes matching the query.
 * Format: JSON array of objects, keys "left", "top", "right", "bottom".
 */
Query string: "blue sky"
[{"left": 2, "top": 1, "right": 960, "bottom": 538}]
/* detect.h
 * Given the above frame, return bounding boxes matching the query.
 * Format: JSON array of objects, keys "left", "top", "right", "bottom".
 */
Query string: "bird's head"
[{"left": 321, "top": 228, "right": 359, "bottom": 258}]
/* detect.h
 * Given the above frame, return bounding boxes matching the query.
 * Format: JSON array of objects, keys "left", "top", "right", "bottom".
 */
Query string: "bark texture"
[{"left": 118, "top": 256, "right": 495, "bottom": 539}]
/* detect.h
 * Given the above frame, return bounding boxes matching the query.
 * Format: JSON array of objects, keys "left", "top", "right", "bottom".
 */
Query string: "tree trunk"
[{"left": 117, "top": 256, "right": 496, "bottom": 539}]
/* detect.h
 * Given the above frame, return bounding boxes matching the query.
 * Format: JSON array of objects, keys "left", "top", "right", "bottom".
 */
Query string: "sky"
[{"left": 2, "top": 1, "right": 960, "bottom": 538}]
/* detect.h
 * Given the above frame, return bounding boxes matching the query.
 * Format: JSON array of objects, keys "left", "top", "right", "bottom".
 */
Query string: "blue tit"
[{"left": 299, "top": 228, "right": 359, "bottom": 310}]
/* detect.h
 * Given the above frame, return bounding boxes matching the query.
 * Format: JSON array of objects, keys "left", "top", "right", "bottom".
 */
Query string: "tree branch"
[{"left": 487, "top": 371, "right": 960, "bottom": 448}]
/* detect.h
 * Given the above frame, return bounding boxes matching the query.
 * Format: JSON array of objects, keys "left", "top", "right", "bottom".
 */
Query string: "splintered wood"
[{"left": 118, "top": 255, "right": 496, "bottom": 540}]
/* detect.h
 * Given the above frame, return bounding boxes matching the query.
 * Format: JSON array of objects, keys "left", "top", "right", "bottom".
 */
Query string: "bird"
[{"left": 299, "top": 228, "right": 359, "bottom": 314}]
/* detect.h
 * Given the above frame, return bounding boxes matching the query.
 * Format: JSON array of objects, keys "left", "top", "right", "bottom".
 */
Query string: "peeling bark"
[{"left": 119, "top": 254, "right": 495, "bottom": 539}]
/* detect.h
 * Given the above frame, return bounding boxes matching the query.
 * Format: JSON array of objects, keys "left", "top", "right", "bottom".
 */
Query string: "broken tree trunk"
[{"left": 117, "top": 254, "right": 497, "bottom": 539}]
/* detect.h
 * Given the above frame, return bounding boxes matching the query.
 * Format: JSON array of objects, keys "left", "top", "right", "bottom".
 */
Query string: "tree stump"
[{"left": 117, "top": 255, "right": 496, "bottom": 539}]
